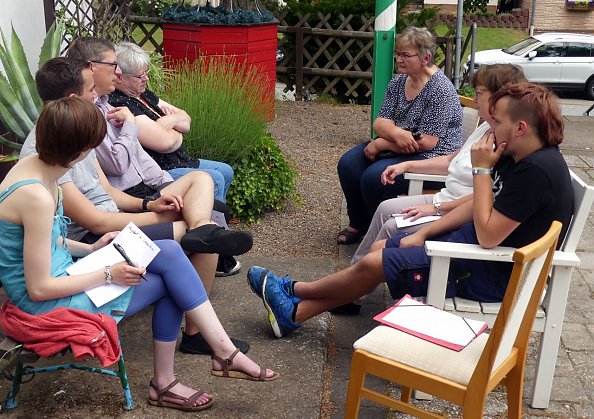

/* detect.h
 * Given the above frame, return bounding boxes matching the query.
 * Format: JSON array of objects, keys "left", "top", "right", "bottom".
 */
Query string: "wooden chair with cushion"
[
  {"left": 422, "top": 169, "right": 594, "bottom": 408},
  {"left": 406, "top": 95, "right": 479, "bottom": 196},
  {"left": 345, "top": 221, "right": 562, "bottom": 418}
]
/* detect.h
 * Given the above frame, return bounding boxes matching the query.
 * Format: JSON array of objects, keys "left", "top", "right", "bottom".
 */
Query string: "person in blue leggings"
[{"left": 0, "top": 98, "right": 278, "bottom": 412}]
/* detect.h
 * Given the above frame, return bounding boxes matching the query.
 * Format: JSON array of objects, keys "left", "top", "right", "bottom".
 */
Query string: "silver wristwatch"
[
  {"left": 104, "top": 265, "right": 113, "bottom": 284},
  {"left": 434, "top": 202, "right": 442, "bottom": 216}
]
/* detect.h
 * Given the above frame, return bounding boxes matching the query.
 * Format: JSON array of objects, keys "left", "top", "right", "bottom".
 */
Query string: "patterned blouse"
[
  {"left": 108, "top": 89, "right": 200, "bottom": 171},
  {"left": 377, "top": 71, "right": 463, "bottom": 158}
]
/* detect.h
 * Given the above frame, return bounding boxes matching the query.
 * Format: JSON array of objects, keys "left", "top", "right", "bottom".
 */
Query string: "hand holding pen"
[{"left": 113, "top": 242, "right": 147, "bottom": 281}]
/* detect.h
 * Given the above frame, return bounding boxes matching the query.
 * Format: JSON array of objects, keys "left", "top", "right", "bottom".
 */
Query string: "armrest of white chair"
[
  {"left": 422, "top": 241, "right": 581, "bottom": 310},
  {"left": 424, "top": 241, "right": 515, "bottom": 309},
  {"left": 404, "top": 173, "right": 448, "bottom": 196}
]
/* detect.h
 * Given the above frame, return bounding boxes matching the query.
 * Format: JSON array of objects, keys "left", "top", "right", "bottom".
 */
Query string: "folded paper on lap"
[
  {"left": 67, "top": 222, "right": 160, "bottom": 307},
  {"left": 392, "top": 213, "right": 441, "bottom": 229}
]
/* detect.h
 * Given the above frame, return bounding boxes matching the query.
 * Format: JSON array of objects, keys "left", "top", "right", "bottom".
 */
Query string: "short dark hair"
[
  {"left": 36, "top": 97, "right": 106, "bottom": 167},
  {"left": 471, "top": 64, "right": 527, "bottom": 93},
  {"left": 489, "top": 82, "right": 564, "bottom": 146},
  {"left": 66, "top": 36, "right": 115, "bottom": 62},
  {"left": 35, "top": 57, "right": 90, "bottom": 101}
]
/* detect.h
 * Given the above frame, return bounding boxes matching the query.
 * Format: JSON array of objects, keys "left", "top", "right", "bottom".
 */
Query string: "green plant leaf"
[
  {"left": 0, "top": 150, "right": 19, "bottom": 162},
  {"left": 0, "top": 133, "right": 23, "bottom": 150},
  {"left": 39, "top": 19, "right": 65, "bottom": 69},
  {"left": 0, "top": 25, "right": 41, "bottom": 121},
  {"left": 0, "top": 74, "right": 32, "bottom": 139}
]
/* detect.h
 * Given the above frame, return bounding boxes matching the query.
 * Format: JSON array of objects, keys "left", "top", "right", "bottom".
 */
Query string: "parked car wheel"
[{"left": 586, "top": 76, "right": 594, "bottom": 101}]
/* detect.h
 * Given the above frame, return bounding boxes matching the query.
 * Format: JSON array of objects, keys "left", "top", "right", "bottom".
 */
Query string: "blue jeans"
[
  {"left": 382, "top": 224, "right": 512, "bottom": 302},
  {"left": 337, "top": 141, "right": 433, "bottom": 232},
  {"left": 168, "top": 159, "right": 234, "bottom": 203}
]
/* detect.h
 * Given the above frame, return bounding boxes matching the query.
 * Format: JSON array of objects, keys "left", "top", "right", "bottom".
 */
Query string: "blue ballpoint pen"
[{"left": 113, "top": 242, "right": 147, "bottom": 281}]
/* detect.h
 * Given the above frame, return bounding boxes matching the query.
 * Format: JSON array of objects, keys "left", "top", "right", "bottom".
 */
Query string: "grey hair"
[
  {"left": 396, "top": 27, "right": 436, "bottom": 65},
  {"left": 115, "top": 42, "right": 150, "bottom": 75}
]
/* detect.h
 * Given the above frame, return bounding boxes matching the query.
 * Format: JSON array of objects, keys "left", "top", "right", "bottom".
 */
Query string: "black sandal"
[{"left": 337, "top": 228, "right": 364, "bottom": 245}]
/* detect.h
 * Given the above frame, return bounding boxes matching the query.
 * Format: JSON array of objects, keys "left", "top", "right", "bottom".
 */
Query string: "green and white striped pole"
[{"left": 371, "top": 0, "right": 397, "bottom": 137}]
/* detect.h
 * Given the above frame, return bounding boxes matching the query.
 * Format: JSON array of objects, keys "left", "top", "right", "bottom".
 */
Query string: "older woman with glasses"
[
  {"left": 108, "top": 42, "right": 233, "bottom": 204},
  {"left": 336, "top": 26, "right": 463, "bottom": 245},
  {"left": 109, "top": 42, "right": 241, "bottom": 277}
]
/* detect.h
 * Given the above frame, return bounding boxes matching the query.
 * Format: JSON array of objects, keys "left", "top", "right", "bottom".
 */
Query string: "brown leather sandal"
[
  {"left": 147, "top": 379, "right": 214, "bottom": 411},
  {"left": 211, "top": 348, "right": 279, "bottom": 382}
]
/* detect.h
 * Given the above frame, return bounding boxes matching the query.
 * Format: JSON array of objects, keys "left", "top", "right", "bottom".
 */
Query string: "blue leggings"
[{"left": 122, "top": 240, "right": 208, "bottom": 342}]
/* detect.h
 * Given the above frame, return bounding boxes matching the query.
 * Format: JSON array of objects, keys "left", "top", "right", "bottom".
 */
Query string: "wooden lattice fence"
[
  {"left": 43, "top": 0, "right": 132, "bottom": 45},
  {"left": 276, "top": 11, "right": 375, "bottom": 101}
]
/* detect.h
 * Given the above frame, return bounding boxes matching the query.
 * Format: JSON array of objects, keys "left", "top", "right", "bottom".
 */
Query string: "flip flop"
[
  {"left": 148, "top": 379, "right": 214, "bottom": 411},
  {"left": 211, "top": 348, "right": 279, "bottom": 382},
  {"left": 336, "top": 227, "right": 364, "bottom": 245}
]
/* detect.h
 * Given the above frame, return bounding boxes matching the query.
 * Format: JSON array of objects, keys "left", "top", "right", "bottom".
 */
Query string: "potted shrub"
[{"left": 161, "top": 1, "right": 278, "bottom": 119}]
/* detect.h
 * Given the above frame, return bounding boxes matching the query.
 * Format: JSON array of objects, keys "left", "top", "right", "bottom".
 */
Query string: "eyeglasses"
[
  {"left": 125, "top": 71, "right": 148, "bottom": 80},
  {"left": 395, "top": 52, "right": 419, "bottom": 60},
  {"left": 91, "top": 60, "right": 119, "bottom": 71},
  {"left": 475, "top": 88, "right": 490, "bottom": 97}
]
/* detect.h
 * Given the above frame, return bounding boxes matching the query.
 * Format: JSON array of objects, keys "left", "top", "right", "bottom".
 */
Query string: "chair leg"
[
  {"left": 345, "top": 351, "right": 366, "bottom": 419},
  {"left": 116, "top": 352, "right": 135, "bottom": 410},
  {"left": 506, "top": 366, "right": 524, "bottom": 419},
  {"left": 4, "top": 359, "right": 24, "bottom": 409}
]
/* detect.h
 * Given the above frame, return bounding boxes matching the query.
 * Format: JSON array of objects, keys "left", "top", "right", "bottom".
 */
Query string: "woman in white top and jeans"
[{"left": 332, "top": 64, "right": 527, "bottom": 315}]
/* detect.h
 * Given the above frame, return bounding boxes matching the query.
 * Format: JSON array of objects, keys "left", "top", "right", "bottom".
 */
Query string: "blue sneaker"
[
  {"left": 247, "top": 266, "right": 296, "bottom": 299},
  {"left": 247, "top": 266, "right": 268, "bottom": 297},
  {"left": 262, "top": 272, "right": 301, "bottom": 338}
]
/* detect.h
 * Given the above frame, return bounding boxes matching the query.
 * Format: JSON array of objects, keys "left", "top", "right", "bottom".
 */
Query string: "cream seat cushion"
[{"left": 353, "top": 325, "right": 489, "bottom": 385}]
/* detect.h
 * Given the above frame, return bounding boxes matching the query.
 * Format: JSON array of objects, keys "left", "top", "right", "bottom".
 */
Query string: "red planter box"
[{"left": 163, "top": 23, "right": 277, "bottom": 119}]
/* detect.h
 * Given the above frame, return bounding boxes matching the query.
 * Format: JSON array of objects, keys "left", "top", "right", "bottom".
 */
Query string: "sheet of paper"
[
  {"left": 374, "top": 295, "right": 487, "bottom": 351},
  {"left": 211, "top": 210, "right": 228, "bottom": 229},
  {"left": 392, "top": 213, "right": 441, "bottom": 229},
  {"left": 67, "top": 222, "right": 161, "bottom": 307}
]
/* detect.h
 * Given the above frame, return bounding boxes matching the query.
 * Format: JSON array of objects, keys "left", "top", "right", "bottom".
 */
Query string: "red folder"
[{"left": 373, "top": 295, "right": 488, "bottom": 351}]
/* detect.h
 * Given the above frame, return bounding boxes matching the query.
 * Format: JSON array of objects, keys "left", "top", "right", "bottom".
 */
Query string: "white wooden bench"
[{"left": 422, "top": 170, "right": 594, "bottom": 408}]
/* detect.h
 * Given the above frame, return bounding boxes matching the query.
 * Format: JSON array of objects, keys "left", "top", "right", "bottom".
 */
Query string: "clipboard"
[{"left": 373, "top": 295, "right": 488, "bottom": 351}]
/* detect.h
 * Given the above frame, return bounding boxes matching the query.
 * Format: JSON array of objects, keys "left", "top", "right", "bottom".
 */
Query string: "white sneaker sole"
[
  {"left": 215, "top": 260, "right": 242, "bottom": 277},
  {"left": 261, "top": 275, "right": 283, "bottom": 338}
]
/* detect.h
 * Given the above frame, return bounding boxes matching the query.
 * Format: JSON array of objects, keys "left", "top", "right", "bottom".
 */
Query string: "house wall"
[
  {"left": 0, "top": 0, "right": 47, "bottom": 73},
  {"left": 519, "top": 0, "right": 594, "bottom": 33}
]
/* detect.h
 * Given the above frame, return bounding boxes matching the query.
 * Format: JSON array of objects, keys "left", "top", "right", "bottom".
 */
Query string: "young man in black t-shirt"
[{"left": 245, "top": 83, "right": 574, "bottom": 338}]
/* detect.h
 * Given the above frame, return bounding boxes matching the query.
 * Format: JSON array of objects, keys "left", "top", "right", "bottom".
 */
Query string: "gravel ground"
[{"left": 246, "top": 100, "right": 371, "bottom": 257}]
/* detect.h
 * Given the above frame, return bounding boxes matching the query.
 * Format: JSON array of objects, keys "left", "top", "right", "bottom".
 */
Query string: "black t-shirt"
[
  {"left": 108, "top": 89, "right": 200, "bottom": 171},
  {"left": 492, "top": 146, "right": 573, "bottom": 249}
]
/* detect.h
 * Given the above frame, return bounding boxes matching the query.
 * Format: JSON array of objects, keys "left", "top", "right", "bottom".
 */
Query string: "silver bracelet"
[
  {"left": 104, "top": 265, "right": 113, "bottom": 284},
  {"left": 472, "top": 167, "right": 492, "bottom": 175}
]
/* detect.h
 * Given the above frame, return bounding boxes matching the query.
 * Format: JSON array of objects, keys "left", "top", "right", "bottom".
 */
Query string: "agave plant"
[{"left": 0, "top": 20, "right": 64, "bottom": 162}]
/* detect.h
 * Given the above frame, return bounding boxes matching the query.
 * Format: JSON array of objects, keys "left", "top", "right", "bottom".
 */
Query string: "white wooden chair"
[
  {"left": 406, "top": 95, "right": 479, "bottom": 196},
  {"left": 345, "top": 222, "right": 562, "bottom": 418},
  {"left": 420, "top": 170, "right": 594, "bottom": 408}
]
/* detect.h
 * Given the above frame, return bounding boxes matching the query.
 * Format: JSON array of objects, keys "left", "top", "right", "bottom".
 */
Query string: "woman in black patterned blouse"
[{"left": 336, "top": 27, "right": 463, "bottom": 246}]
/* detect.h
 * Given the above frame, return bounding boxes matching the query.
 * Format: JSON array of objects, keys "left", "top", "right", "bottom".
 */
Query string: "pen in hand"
[{"left": 113, "top": 242, "right": 147, "bottom": 281}]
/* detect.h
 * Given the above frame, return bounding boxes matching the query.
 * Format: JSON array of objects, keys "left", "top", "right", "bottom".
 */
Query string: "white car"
[{"left": 468, "top": 33, "right": 594, "bottom": 99}]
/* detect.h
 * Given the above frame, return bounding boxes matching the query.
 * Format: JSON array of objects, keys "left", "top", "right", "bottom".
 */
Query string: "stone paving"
[{"left": 0, "top": 101, "right": 592, "bottom": 418}]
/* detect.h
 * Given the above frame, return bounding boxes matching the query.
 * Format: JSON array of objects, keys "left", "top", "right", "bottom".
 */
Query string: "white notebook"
[{"left": 67, "top": 222, "right": 160, "bottom": 307}]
